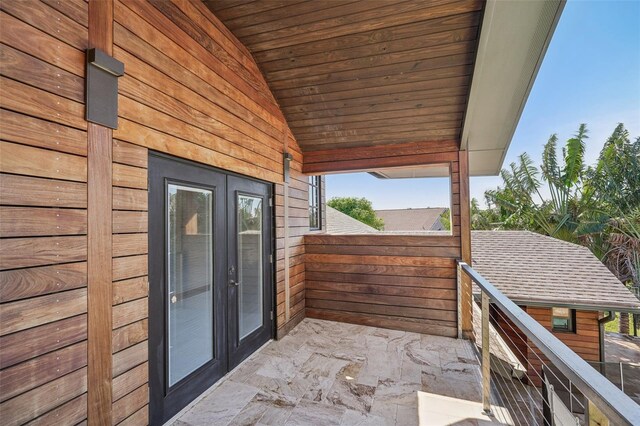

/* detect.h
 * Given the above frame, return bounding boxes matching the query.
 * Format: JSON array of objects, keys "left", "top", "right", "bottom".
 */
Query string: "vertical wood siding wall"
[
  {"left": 0, "top": 0, "right": 309, "bottom": 424},
  {"left": 304, "top": 149, "right": 464, "bottom": 338}
]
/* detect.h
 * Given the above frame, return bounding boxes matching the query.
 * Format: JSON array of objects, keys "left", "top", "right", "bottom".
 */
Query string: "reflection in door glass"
[
  {"left": 237, "top": 195, "right": 263, "bottom": 340},
  {"left": 167, "top": 184, "right": 214, "bottom": 386}
]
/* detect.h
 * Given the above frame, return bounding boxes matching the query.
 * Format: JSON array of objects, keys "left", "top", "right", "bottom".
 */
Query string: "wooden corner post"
[
  {"left": 459, "top": 150, "right": 473, "bottom": 338},
  {"left": 88, "top": 0, "right": 114, "bottom": 424}
]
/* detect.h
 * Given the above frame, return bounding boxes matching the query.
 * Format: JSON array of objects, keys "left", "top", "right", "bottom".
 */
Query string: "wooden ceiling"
[{"left": 204, "top": 0, "right": 484, "bottom": 152}]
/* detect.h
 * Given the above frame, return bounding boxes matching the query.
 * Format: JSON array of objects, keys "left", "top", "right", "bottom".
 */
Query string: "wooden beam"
[
  {"left": 458, "top": 149, "right": 473, "bottom": 338},
  {"left": 303, "top": 140, "right": 459, "bottom": 174},
  {"left": 87, "top": 1, "right": 114, "bottom": 424}
]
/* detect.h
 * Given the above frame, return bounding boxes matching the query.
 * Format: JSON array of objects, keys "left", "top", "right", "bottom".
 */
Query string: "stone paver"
[{"left": 171, "top": 318, "right": 507, "bottom": 426}]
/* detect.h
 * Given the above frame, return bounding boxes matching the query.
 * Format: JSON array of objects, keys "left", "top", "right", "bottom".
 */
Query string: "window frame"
[
  {"left": 308, "top": 175, "right": 322, "bottom": 230},
  {"left": 551, "top": 307, "right": 575, "bottom": 333}
]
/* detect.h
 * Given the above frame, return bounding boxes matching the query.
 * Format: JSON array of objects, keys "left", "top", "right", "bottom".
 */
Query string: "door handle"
[{"left": 229, "top": 280, "right": 240, "bottom": 287}]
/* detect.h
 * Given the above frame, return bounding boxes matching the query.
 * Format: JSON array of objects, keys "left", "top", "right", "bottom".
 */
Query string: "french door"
[{"left": 148, "top": 154, "right": 273, "bottom": 424}]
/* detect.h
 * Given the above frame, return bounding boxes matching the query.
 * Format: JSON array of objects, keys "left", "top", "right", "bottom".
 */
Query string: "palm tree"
[{"left": 485, "top": 124, "right": 596, "bottom": 242}]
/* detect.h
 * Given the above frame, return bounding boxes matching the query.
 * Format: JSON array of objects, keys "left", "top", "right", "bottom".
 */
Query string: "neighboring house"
[
  {"left": 325, "top": 207, "right": 378, "bottom": 234},
  {"left": 472, "top": 230, "right": 640, "bottom": 385},
  {"left": 375, "top": 207, "right": 449, "bottom": 231}
]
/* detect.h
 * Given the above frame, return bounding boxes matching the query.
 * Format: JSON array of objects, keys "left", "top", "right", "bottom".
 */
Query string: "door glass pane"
[
  {"left": 167, "top": 184, "right": 214, "bottom": 386},
  {"left": 237, "top": 195, "right": 263, "bottom": 340}
]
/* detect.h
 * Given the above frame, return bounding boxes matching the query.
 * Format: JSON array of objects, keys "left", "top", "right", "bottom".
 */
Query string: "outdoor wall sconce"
[
  {"left": 86, "top": 48, "right": 125, "bottom": 129},
  {"left": 283, "top": 152, "right": 293, "bottom": 183}
]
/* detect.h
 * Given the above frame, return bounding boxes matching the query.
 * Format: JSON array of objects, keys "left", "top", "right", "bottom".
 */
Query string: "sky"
[{"left": 325, "top": 0, "right": 640, "bottom": 210}]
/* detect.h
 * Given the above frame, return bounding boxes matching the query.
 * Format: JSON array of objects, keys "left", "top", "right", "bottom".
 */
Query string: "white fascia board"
[{"left": 462, "top": 0, "right": 565, "bottom": 176}]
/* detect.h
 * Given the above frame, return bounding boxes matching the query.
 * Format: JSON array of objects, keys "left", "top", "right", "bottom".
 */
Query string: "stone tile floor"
[{"left": 171, "top": 318, "right": 511, "bottom": 425}]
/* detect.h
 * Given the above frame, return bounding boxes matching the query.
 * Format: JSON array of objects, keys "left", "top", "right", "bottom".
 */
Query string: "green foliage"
[
  {"left": 477, "top": 123, "right": 640, "bottom": 287},
  {"left": 327, "top": 197, "right": 385, "bottom": 230},
  {"left": 439, "top": 209, "right": 451, "bottom": 231}
]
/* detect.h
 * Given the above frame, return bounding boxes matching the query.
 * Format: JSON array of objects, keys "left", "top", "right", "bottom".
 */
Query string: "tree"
[
  {"left": 471, "top": 198, "right": 501, "bottom": 230},
  {"left": 439, "top": 209, "right": 451, "bottom": 230},
  {"left": 484, "top": 124, "right": 597, "bottom": 242},
  {"left": 327, "top": 197, "right": 384, "bottom": 230}
]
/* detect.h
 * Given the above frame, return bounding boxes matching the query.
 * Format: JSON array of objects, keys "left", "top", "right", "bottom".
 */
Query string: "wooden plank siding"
[
  {"left": 0, "top": 0, "right": 481, "bottom": 423},
  {"left": 492, "top": 306, "right": 602, "bottom": 387},
  {"left": 0, "top": 1, "right": 89, "bottom": 424},
  {"left": 1, "top": 0, "right": 310, "bottom": 424},
  {"left": 303, "top": 142, "right": 464, "bottom": 336},
  {"left": 205, "top": 0, "right": 483, "bottom": 153},
  {"left": 304, "top": 234, "right": 461, "bottom": 337}
]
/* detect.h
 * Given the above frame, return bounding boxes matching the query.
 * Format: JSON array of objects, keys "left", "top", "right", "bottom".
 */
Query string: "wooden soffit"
[{"left": 204, "top": 0, "right": 484, "bottom": 153}]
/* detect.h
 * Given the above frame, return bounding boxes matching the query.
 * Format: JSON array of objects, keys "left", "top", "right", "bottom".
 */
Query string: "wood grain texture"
[
  {"left": 0, "top": 367, "right": 87, "bottom": 426},
  {"left": 25, "top": 393, "right": 87, "bottom": 426},
  {"left": 205, "top": 0, "right": 483, "bottom": 152},
  {"left": 0, "top": 235, "right": 87, "bottom": 270},
  {"left": 0, "top": 262, "right": 86, "bottom": 303},
  {"left": 495, "top": 307, "right": 602, "bottom": 387},
  {"left": 458, "top": 150, "right": 472, "bottom": 337},
  {"left": 112, "top": 384, "right": 148, "bottom": 425},
  {"left": 304, "top": 234, "right": 460, "bottom": 337},
  {"left": 112, "top": 319, "right": 148, "bottom": 354},
  {"left": 0, "top": 174, "right": 87, "bottom": 208},
  {"left": 0, "top": 207, "right": 87, "bottom": 237},
  {"left": 0, "top": 288, "right": 87, "bottom": 336},
  {"left": 87, "top": 1, "right": 115, "bottom": 423},
  {"left": 0, "top": 0, "right": 90, "bottom": 422},
  {"left": 0, "top": 315, "right": 87, "bottom": 370},
  {"left": 303, "top": 141, "right": 458, "bottom": 174},
  {"left": 0, "top": 341, "right": 87, "bottom": 402}
]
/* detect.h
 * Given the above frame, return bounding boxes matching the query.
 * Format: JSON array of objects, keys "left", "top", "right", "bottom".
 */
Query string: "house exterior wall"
[
  {"left": 0, "top": 1, "right": 91, "bottom": 424},
  {"left": 0, "top": 0, "right": 312, "bottom": 424},
  {"left": 525, "top": 307, "right": 601, "bottom": 387},
  {"left": 493, "top": 306, "right": 601, "bottom": 387}
]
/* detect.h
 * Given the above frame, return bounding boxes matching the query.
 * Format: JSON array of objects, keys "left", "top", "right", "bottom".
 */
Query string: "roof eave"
[{"left": 461, "top": 0, "right": 566, "bottom": 176}]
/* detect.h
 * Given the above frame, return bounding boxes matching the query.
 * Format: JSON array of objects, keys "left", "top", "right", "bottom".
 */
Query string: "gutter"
[{"left": 598, "top": 311, "right": 616, "bottom": 363}]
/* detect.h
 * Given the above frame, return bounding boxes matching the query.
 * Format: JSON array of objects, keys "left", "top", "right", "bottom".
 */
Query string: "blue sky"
[{"left": 326, "top": 0, "right": 640, "bottom": 210}]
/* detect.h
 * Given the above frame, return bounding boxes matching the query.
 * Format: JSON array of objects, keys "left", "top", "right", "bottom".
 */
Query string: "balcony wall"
[{"left": 305, "top": 234, "right": 462, "bottom": 337}]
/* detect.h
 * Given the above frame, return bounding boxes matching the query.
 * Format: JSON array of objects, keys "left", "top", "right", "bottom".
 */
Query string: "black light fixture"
[
  {"left": 283, "top": 152, "right": 293, "bottom": 183},
  {"left": 85, "top": 48, "right": 124, "bottom": 129}
]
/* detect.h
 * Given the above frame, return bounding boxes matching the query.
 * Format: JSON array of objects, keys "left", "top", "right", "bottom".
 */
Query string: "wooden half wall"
[
  {"left": 305, "top": 235, "right": 461, "bottom": 337},
  {"left": 303, "top": 143, "right": 472, "bottom": 338},
  {"left": 0, "top": 0, "right": 310, "bottom": 424}
]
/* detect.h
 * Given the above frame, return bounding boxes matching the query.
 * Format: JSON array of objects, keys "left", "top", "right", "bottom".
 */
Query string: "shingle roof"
[
  {"left": 325, "top": 207, "right": 378, "bottom": 234},
  {"left": 375, "top": 208, "right": 448, "bottom": 232},
  {"left": 471, "top": 231, "right": 640, "bottom": 312}
]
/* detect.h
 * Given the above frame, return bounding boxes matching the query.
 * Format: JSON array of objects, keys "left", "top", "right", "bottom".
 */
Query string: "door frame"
[{"left": 148, "top": 152, "right": 275, "bottom": 425}]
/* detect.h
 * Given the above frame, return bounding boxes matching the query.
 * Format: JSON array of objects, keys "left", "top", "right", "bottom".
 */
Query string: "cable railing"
[{"left": 458, "top": 261, "right": 640, "bottom": 426}]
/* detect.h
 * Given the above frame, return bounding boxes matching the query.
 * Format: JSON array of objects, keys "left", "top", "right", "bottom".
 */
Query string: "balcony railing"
[{"left": 458, "top": 261, "right": 640, "bottom": 426}]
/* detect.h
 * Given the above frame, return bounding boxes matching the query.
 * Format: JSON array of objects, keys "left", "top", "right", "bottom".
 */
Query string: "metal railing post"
[
  {"left": 481, "top": 290, "right": 491, "bottom": 414},
  {"left": 620, "top": 362, "right": 624, "bottom": 393},
  {"left": 457, "top": 263, "right": 463, "bottom": 339}
]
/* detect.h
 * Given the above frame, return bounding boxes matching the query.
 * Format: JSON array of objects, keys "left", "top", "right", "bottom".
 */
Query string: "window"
[
  {"left": 551, "top": 307, "right": 575, "bottom": 332},
  {"left": 308, "top": 175, "right": 321, "bottom": 230}
]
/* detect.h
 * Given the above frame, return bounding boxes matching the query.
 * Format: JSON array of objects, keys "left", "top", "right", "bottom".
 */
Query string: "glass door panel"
[
  {"left": 236, "top": 195, "right": 263, "bottom": 340},
  {"left": 167, "top": 184, "right": 214, "bottom": 386}
]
